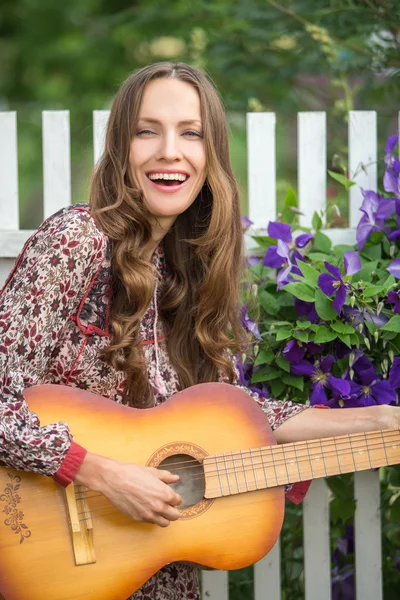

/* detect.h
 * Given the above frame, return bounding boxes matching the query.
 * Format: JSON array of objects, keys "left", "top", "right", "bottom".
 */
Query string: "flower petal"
[
  {"left": 344, "top": 251, "right": 361, "bottom": 276},
  {"left": 332, "top": 283, "right": 346, "bottom": 314},
  {"left": 389, "top": 357, "right": 400, "bottom": 389},
  {"left": 371, "top": 380, "right": 396, "bottom": 405},
  {"left": 327, "top": 375, "right": 350, "bottom": 397},
  {"left": 310, "top": 383, "right": 329, "bottom": 405},
  {"left": 263, "top": 246, "right": 284, "bottom": 268},
  {"left": 324, "top": 262, "right": 342, "bottom": 280},
  {"left": 283, "top": 340, "right": 305, "bottom": 363},
  {"left": 241, "top": 215, "right": 253, "bottom": 230},
  {"left": 383, "top": 169, "right": 400, "bottom": 197},
  {"left": 290, "top": 359, "right": 316, "bottom": 377},
  {"left": 320, "top": 355, "right": 335, "bottom": 372},
  {"left": 267, "top": 221, "right": 292, "bottom": 243},
  {"left": 295, "top": 233, "right": 313, "bottom": 248},
  {"left": 318, "top": 273, "right": 336, "bottom": 296},
  {"left": 387, "top": 258, "right": 400, "bottom": 279}
]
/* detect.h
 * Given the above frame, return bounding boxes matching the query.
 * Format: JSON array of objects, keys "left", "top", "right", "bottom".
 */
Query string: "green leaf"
[
  {"left": 313, "top": 326, "right": 337, "bottom": 343},
  {"left": 293, "top": 330, "right": 309, "bottom": 342},
  {"left": 296, "top": 262, "right": 320, "bottom": 287},
  {"left": 338, "top": 333, "right": 352, "bottom": 348},
  {"left": 352, "top": 262, "right": 379, "bottom": 284},
  {"left": 308, "top": 252, "right": 333, "bottom": 262},
  {"left": 314, "top": 231, "right": 332, "bottom": 253},
  {"left": 360, "top": 244, "right": 382, "bottom": 260},
  {"left": 251, "top": 366, "right": 281, "bottom": 383},
  {"left": 259, "top": 290, "right": 280, "bottom": 316},
  {"left": 363, "top": 284, "right": 385, "bottom": 298},
  {"left": 331, "top": 322, "right": 356, "bottom": 335},
  {"left": 281, "top": 187, "right": 298, "bottom": 224},
  {"left": 283, "top": 282, "right": 315, "bottom": 302},
  {"left": 275, "top": 355, "right": 290, "bottom": 373},
  {"left": 254, "top": 349, "right": 274, "bottom": 366},
  {"left": 276, "top": 329, "right": 293, "bottom": 341},
  {"left": 328, "top": 170, "right": 356, "bottom": 189},
  {"left": 270, "top": 379, "right": 286, "bottom": 397},
  {"left": 382, "top": 315, "right": 400, "bottom": 332},
  {"left": 312, "top": 211, "right": 322, "bottom": 231},
  {"left": 333, "top": 245, "right": 355, "bottom": 260},
  {"left": 281, "top": 374, "right": 304, "bottom": 391},
  {"left": 250, "top": 235, "right": 276, "bottom": 249},
  {"left": 296, "top": 320, "right": 312, "bottom": 330},
  {"left": 315, "top": 289, "right": 338, "bottom": 321}
]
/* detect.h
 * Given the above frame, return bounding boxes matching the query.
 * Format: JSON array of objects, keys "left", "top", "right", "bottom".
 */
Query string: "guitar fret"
[
  {"left": 240, "top": 450, "right": 249, "bottom": 491},
  {"left": 260, "top": 449, "right": 269, "bottom": 488},
  {"left": 364, "top": 432, "right": 372, "bottom": 469},
  {"left": 250, "top": 449, "right": 259, "bottom": 490},
  {"left": 216, "top": 454, "right": 225, "bottom": 496},
  {"left": 222, "top": 453, "right": 232, "bottom": 495},
  {"left": 334, "top": 437, "right": 342, "bottom": 474},
  {"left": 380, "top": 431, "right": 390, "bottom": 467},
  {"left": 306, "top": 442, "right": 315, "bottom": 478},
  {"left": 232, "top": 452, "right": 241, "bottom": 493}
]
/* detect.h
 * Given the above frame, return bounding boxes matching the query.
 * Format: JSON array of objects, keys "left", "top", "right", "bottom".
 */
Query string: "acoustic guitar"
[{"left": 0, "top": 382, "right": 399, "bottom": 600}]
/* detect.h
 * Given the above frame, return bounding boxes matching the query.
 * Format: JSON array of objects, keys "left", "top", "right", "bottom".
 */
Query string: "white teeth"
[{"left": 148, "top": 173, "right": 187, "bottom": 182}]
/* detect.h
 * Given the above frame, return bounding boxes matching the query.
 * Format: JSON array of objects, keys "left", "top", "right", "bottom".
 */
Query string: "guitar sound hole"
[{"left": 158, "top": 454, "right": 205, "bottom": 508}]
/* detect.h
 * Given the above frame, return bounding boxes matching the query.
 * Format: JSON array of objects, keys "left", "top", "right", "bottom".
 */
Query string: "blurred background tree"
[{"left": 1, "top": 0, "right": 399, "bottom": 227}]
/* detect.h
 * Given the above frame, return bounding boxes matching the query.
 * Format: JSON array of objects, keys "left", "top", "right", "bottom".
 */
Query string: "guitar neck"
[{"left": 204, "top": 428, "right": 400, "bottom": 498}]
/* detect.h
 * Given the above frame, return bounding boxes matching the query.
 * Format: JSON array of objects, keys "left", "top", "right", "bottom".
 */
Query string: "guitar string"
[
  {"left": 72, "top": 435, "right": 400, "bottom": 518},
  {"left": 72, "top": 430, "right": 400, "bottom": 501}
]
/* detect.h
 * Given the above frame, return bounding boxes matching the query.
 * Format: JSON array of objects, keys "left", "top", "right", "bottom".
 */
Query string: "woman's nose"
[{"left": 157, "top": 133, "right": 183, "bottom": 162}]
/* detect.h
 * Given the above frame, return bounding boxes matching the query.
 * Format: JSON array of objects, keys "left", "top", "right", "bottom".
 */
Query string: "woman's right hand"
[{"left": 74, "top": 452, "right": 182, "bottom": 527}]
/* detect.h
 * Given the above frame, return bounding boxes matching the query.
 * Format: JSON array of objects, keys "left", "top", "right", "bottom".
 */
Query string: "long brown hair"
[{"left": 90, "top": 62, "right": 246, "bottom": 407}]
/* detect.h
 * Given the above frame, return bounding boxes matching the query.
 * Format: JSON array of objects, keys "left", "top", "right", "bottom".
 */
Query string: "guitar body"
[{"left": 0, "top": 383, "right": 284, "bottom": 600}]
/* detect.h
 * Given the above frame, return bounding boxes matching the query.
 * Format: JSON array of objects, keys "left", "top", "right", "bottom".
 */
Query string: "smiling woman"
[{"left": 0, "top": 61, "right": 399, "bottom": 600}]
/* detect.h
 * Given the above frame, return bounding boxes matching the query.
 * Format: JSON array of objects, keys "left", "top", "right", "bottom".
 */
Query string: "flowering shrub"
[
  {"left": 237, "top": 134, "right": 400, "bottom": 600},
  {"left": 240, "top": 134, "right": 400, "bottom": 411}
]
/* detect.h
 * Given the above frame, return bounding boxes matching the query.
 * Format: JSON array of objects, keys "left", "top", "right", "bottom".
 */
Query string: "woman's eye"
[
  {"left": 136, "top": 129, "right": 155, "bottom": 136},
  {"left": 184, "top": 131, "right": 203, "bottom": 138}
]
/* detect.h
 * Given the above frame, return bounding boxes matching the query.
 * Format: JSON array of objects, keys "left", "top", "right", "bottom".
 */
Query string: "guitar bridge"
[{"left": 64, "top": 483, "right": 96, "bottom": 566}]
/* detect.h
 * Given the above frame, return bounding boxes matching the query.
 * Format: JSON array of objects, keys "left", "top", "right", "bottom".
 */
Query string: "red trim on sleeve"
[
  {"left": 285, "top": 480, "right": 312, "bottom": 504},
  {"left": 53, "top": 441, "right": 87, "bottom": 488}
]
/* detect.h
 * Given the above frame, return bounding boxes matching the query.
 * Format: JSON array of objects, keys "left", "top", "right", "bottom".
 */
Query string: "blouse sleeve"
[{"left": 0, "top": 206, "right": 106, "bottom": 481}]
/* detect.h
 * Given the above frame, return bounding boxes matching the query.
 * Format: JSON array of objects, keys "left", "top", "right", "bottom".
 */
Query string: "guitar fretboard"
[{"left": 203, "top": 428, "right": 400, "bottom": 498}]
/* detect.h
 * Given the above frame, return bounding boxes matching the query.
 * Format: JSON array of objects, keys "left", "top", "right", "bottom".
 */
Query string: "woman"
[{"left": 0, "top": 62, "right": 398, "bottom": 600}]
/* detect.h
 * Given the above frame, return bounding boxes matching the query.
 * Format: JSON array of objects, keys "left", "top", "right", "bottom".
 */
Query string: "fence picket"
[
  {"left": 201, "top": 570, "right": 229, "bottom": 600},
  {"left": 298, "top": 112, "right": 327, "bottom": 228},
  {"left": 0, "top": 112, "right": 19, "bottom": 230},
  {"left": 247, "top": 113, "right": 276, "bottom": 229},
  {"left": 93, "top": 110, "right": 110, "bottom": 164},
  {"left": 348, "top": 111, "right": 377, "bottom": 228},
  {"left": 254, "top": 537, "right": 280, "bottom": 600},
  {"left": 303, "top": 479, "right": 331, "bottom": 600},
  {"left": 42, "top": 111, "right": 71, "bottom": 218}
]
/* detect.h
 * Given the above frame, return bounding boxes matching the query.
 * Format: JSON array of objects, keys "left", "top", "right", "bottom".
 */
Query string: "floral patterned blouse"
[{"left": 0, "top": 204, "right": 310, "bottom": 600}]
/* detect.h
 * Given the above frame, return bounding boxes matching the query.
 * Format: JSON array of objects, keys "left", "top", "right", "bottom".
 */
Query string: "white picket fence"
[{"left": 0, "top": 109, "right": 399, "bottom": 599}]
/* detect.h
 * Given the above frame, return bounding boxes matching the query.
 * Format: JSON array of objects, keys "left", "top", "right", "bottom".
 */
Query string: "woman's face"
[{"left": 129, "top": 78, "right": 207, "bottom": 233}]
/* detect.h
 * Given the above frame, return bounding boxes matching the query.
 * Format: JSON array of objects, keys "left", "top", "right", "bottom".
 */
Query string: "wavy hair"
[{"left": 90, "top": 62, "right": 246, "bottom": 408}]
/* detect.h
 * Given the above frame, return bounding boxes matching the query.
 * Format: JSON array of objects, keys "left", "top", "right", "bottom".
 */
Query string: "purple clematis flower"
[
  {"left": 240, "top": 305, "right": 262, "bottom": 340},
  {"left": 389, "top": 357, "right": 400, "bottom": 391},
  {"left": 342, "top": 305, "right": 388, "bottom": 330},
  {"left": 318, "top": 252, "right": 361, "bottom": 314},
  {"left": 283, "top": 340, "right": 305, "bottom": 363},
  {"left": 236, "top": 354, "right": 269, "bottom": 398},
  {"left": 290, "top": 355, "right": 350, "bottom": 405},
  {"left": 383, "top": 135, "right": 400, "bottom": 198},
  {"left": 387, "top": 259, "right": 400, "bottom": 279},
  {"left": 294, "top": 298, "right": 318, "bottom": 323},
  {"left": 241, "top": 215, "right": 253, "bottom": 231},
  {"left": 263, "top": 222, "right": 312, "bottom": 291},
  {"left": 356, "top": 190, "right": 386, "bottom": 250},
  {"left": 264, "top": 239, "right": 303, "bottom": 290},
  {"left": 349, "top": 367, "right": 396, "bottom": 406},
  {"left": 386, "top": 290, "right": 400, "bottom": 313}
]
